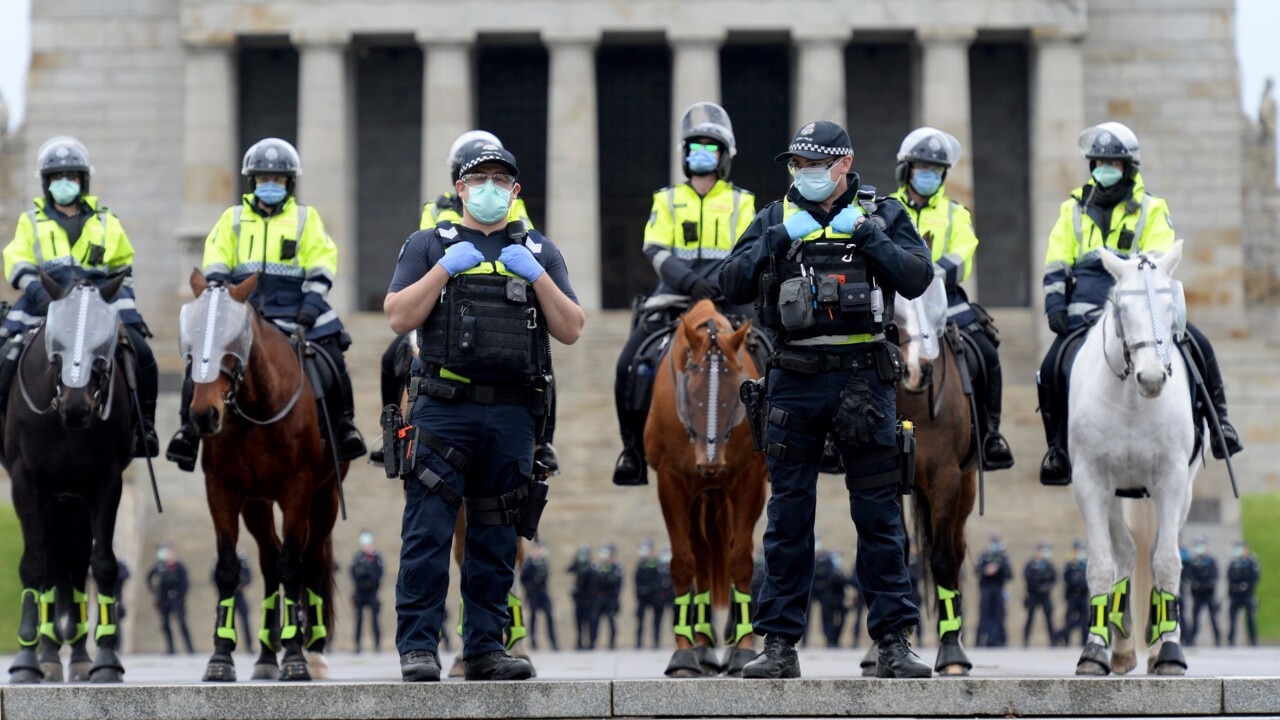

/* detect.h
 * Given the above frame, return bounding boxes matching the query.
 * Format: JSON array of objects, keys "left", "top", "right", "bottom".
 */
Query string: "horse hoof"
[
  {"left": 89, "top": 667, "right": 123, "bottom": 683},
  {"left": 721, "top": 647, "right": 756, "bottom": 677},
  {"left": 1150, "top": 641, "right": 1188, "bottom": 676},
  {"left": 89, "top": 649, "right": 123, "bottom": 683},
  {"left": 9, "top": 668, "right": 42, "bottom": 684},
  {"left": 204, "top": 658, "right": 237, "bottom": 682},
  {"left": 307, "top": 652, "right": 329, "bottom": 680},
  {"left": 251, "top": 662, "right": 279, "bottom": 680},
  {"left": 69, "top": 660, "right": 93, "bottom": 682},
  {"left": 693, "top": 644, "right": 722, "bottom": 676},
  {"left": 278, "top": 659, "right": 311, "bottom": 682},
  {"left": 664, "top": 649, "right": 702, "bottom": 678},
  {"left": 1076, "top": 660, "right": 1109, "bottom": 676},
  {"left": 933, "top": 638, "right": 972, "bottom": 676},
  {"left": 40, "top": 662, "right": 63, "bottom": 683},
  {"left": 937, "top": 663, "right": 970, "bottom": 676},
  {"left": 1111, "top": 649, "right": 1137, "bottom": 675},
  {"left": 448, "top": 656, "right": 466, "bottom": 678}
]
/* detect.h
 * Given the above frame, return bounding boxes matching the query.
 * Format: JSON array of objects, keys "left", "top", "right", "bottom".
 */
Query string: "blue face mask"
[
  {"left": 465, "top": 181, "right": 512, "bottom": 224},
  {"left": 48, "top": 178, "right": 81, "bottom": 205},
  {"left": 794, "top": 165, "right": 838, "bottom": 202},
  {"left": 910, "top": 169, "right": 943, "bottom": 197},
  {"left": 686, "top": 149, "right": 718, "bottom": 175},
  {"left": 1091, "top": 165, "right": 1124, "bottom": 188},
  {"left": 254, "top": 181, "right": 288, "bottom": 205}
]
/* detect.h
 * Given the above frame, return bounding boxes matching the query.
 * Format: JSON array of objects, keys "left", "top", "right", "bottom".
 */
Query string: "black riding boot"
[
  {"left": 1199, "top": 352, "right": 1243, "bottom": 459},
  {"left": 612, "top": 421, "right": 648, "bottom": 486},
  {"left": 981, "top": 367, "right": 1014, "bottom": 470},
  {"left": 165, "top": 371, "right": 199, "bottom": 472},
  {"left": 1037, "top": 378, "right": 1071, "bottom": 485}
]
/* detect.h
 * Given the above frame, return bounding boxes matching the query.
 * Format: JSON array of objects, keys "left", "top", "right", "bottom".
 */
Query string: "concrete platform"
[{"left": 3, "top": 648, "right": 1279, "bottom": 719}]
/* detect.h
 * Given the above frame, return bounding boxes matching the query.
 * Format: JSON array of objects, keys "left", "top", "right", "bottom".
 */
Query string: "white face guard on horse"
[
  {"left": 674, "top": 319, "right": 747, "bottom": 464},
  {"left": 45, "top": 284, "right": 119, "bottom": 390},
  {"left": 1102, "top": 249, "right": 1186, "bottom": 384},
  {"left": 179, "top": 285, "right": 254, "bottom": 384},
  {"left": 896, "top": 276, "right": 948, "bottom": 361}
]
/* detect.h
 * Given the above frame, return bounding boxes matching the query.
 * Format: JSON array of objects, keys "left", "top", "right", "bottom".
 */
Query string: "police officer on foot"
[
  {"left": 1022, "top": 542, "right": 1058, "bottom": 646},
  {"left": 891, "top": 128, "right": 1012, "bottom": 469},
  {"left": 612, "top": 102, "right": 755, "bottom": 485},
  {"left": 1038, "top": 122, "right": 1241, "bottom": 484},
  {"left": 1226, "top": 540, "right": 1260, "bottom": 646},
  {"left": 1060, "top": 539, "right": 1089, "bottom": 646},
  {"left": 166, "top": 138, "right": 366, "bottom": 469},
  {"left": 385, "top": 143, "right": 584, "bottom": 681},
  {"left": 720, "top": 120, "right": 934, "bottom": 679},
  {"left": 1, "top": 136, "right": 159, "bottom": 457}
]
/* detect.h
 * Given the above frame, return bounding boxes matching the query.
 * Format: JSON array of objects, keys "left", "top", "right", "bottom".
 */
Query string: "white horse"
[{"left": 1067, "top": 240, "right": 1198, "bottom": 676}]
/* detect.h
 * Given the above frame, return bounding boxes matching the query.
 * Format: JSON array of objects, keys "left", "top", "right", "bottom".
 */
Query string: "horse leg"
[
  {"left": 931, "top": 469, "right": 976, "bottom": 676},
  {"left": 506, "top": 539, "right": 534, "bottom": 676},
  {"left": 720, "top": 467, "right": 766, "bottom": 677},
  {"left": 243, "top": 500, "right": 282, "bottom": 680},
  {"left": 1107, "top": 502, "right": 1138, "bottom": 675},
  {"left": 1147, "top": 485, "right": 1190, "bottom": 675},
  {"left": 1073, "top": 475, "right": 1116, "bottom": 675},
  {"left": 10, "top": 489, "right": 49, "bottom": 684},
  {"left": 60, "top": 513, "right": 93, "bottom": 681},
  {"left": 448, "top": 512, "right": 467, "bottom": 678},
  {"left": 202, "top": 481, "right": 245, "bottom": 682},
  {"left": 301, "top": 483, "right": 340, "bottom": 680},
  {"left": 657, "top": 474, "right": 702, "bottom": 678},
  {"left": 686, "top": 496, "right": 721, "bottom": 676},
  {"left": 86, "top": 478, "right": 124, "bottom": 683},
  {"left": 276, "top": 492, "right": 312, "bottom": 682}
]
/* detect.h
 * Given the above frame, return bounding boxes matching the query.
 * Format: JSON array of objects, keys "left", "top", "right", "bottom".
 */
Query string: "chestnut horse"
[
  {"left": 646, "top": 299, "right": 766, "bottom": 677},
  {"left": 181, "top": 270, "right": 340, "bottom": 682}
]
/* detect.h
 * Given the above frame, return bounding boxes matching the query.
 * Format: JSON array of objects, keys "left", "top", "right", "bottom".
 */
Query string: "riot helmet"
[
  {"left": 680, "top": 102, "right": 736, "bottom": 179},
  {"left": 449, "top": 130, "right": 503, "bottom": 182},
  {"left": 1079, "top": 122, "right": 1140, "bottom": 179},
  {"left": 894, "top": 127, "right": 961, "bottom": 185},
  {"left": 35, "top": 136, "right": 93, "bottom": 196},
  {"left": 241, "top": 138, "right": 301, "bottom": 200}
]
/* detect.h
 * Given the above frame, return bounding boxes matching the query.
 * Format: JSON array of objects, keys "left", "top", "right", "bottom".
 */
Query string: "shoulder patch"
[
  {"left": 438, "top": 225, "right": 458, "bottom": 240},
  {"left": 397, "top": 236, "right": 411, "bottom": 262}
]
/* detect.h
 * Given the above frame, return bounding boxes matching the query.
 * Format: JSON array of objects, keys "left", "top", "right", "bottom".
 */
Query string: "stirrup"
[{"left": 165, "top": 429, "right": 198, "bottom": 472}]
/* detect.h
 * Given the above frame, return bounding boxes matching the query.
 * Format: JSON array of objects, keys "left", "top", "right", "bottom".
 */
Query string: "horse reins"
[{"left": 222, "top": 326, "right": 307, "bottom": 426}]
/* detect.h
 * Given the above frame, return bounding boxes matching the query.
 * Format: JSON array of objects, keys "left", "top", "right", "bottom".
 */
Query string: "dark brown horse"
[
  {"left": 182, "top": 270, "right": 340, "bottom": 682},
  {"left": 646, "top": 299, "right": 766, "bottom": 677}
]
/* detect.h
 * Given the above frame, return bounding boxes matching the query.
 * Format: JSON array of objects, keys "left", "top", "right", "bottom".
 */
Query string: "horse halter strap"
[{"left": 1106, "top": 254, "right": 1173, "bottom": 381}]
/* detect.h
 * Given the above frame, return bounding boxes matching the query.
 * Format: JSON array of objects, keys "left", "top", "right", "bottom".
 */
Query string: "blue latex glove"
[
  {"left": 437, "top": 241, "right": 484, "bottom": 277},
  {"left": 830, "top": 205, "right": 866, "bottom": 234},
  {"left": 499, "top": 243, "right": 545, "bottom": 284},
  {"left": 783, "top": 210, "right": 823, "bottom": 240}
]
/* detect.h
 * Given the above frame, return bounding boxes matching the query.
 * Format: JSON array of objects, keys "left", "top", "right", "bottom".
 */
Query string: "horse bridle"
[
  {"left": 17, "top": 324, "right": 117, "bottom": 420},
  {"left": 669, "top": 318, "right": 745, "bottom": 463},
  {"left": 1103, "top": 254, "right": 1174, "bottom": 381}
]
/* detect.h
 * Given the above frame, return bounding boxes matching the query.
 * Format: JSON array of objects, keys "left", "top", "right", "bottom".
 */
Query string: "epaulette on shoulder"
[{"left": 433, "top": 219, "right": 461, "bottom": 242}]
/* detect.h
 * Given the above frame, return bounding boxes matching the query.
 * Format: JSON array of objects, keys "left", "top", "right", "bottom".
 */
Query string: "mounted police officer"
[
  {"left": 1226, "top": 540, "right": 1260, "bottom": 646},
  {"left": 613, "top": 102, "right": 756, "bottom": 485},
  {"left": 891, "top": 128, "right": 1012, "bottom": 469},
  {"left": 719, "top": 120, "right": 934, "bottom": 679},
  {"left": 1060, "top": 539, "right": 1089, "bottom": 646},
  {"left": 385, "top": 143, "right": 584, "bottom": 682},
  {"left": 0, "top": 136, "right": 158, "bottom": 458},
  {"left": 1022, "top": 542, "right": 1057, "bottom": 646},
  {"left": 1038, "top": 122, "right": 1242, "bottom": 484},
  {"left": 165, "top": 137, "right": 366, "bottom": 470}
]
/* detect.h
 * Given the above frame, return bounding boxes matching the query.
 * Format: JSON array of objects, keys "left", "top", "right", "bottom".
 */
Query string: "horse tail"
[
  {"left": 692, "top": 488, "right": 732, "bottom": 608},
  {"left": 910, "top": 492, "right": 935, "bottom": 606}
]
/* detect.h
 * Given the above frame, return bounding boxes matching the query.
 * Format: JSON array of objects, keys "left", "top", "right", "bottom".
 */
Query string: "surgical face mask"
[
  {"left": 1193, "top": 543, "right": 1206, "bottom": 556},
  {"left": 157, "top": 549, "right": 168, "bottom": 563},
  {"left": 254, "top": 181, "right": 288, "bottom": 205},
  {"left": 1232, "top": 547, "right": 1245, "bottom": 559},
  {"left": 359, "top": 532, "right": 374, "bottom": 547},
  {"left": 1076, "top": 551, "right": 1086, "bottom": 562},
  {"left": 686, "top": 149, "right": 718, "bottom": 175},
  {"left": 48, "top": 178, "right": 81, "bottom": 205},
  {"left": 910, "top": 169, "right": 943, "bottom": 197},
  {"left": 1091, "top": 164, "right": 1124, "bottom": 188},
  {"left": 464, "top": 180, "right": 512, "bottom": 224},
  {"left": 793, "top": 165, "right": 838, "bottom": 202}
]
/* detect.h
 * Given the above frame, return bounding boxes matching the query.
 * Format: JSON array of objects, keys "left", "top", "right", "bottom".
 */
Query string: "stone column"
[
  {"left": 1029, "top": 31, "right": 1085, "bottom": 355},
  {"left": 793, "top": 29, "right": 848, "bottom": 131},
  {"left": 418, "top": 34, "right": 474, "bottom": 201},
  {"left": 669, "top": 30, "right": 724, "bottom": 180},
  {"left": 545, "top": 32, "right": 601, "bottom": 310},
  {"left": 178, "top": 41, "right": 237, "bottom": 291},
  {"left": 295, "top": 35, "right": 355, "bottom": 316}
]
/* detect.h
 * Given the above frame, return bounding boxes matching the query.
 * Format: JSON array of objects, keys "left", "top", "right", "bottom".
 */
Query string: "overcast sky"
[{"left": 1, "top": 0, "right": 1278, "bottom": 133}]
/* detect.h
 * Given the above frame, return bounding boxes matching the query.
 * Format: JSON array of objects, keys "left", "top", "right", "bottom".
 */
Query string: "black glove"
[
  {"left": 686, "top": 277, "right": 720, "bottom": 301},
  {"left": 295, "top": 306, "right": 318, "bottom": 330},
  {"left": 1047, "top": 309, "right": 1069, "bottom": 337}
]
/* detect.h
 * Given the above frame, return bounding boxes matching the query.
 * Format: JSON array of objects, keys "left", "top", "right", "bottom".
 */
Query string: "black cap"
[
  {"left": 775, "top": 120, "right": 854, "bottom": 162},
  {"left": 458, "top": 143, "right": 519, "bottom": 177}
]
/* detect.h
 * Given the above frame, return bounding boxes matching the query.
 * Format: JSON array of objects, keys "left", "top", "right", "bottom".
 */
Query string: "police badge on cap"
[
  {"left": 459, "top": 144, "right": 520, "bottom": 177},
  {"left": 775, "top": 120, "right": 854, "bottom": 162}
]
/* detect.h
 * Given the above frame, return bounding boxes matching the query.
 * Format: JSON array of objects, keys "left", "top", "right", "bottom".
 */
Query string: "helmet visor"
[{"left": 680, "top": 102, "right": 735, "bottom": 153}]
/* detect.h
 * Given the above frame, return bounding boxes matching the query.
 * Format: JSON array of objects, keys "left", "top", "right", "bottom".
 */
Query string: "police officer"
[
  {"left": 568, "top": 544, "right": 598, "bottom": 650},
  {"left": 634, "top": 539, "right": 664, "bottom": 649},
  {"left": 891, "top": 128, "right": 1012, "bottom": 469},
  {"left": 166, "top": 138, "right": 366, "bottom": 470},
  {"left": 1060, "top": 539, "right": 1089, "bottom": 646},
  {"left": 1226, "top": 540, "right": 1260, "bottom": 646},
  {"left": 613, "top": 102, "right": 756, "bottom": 485},
  {"left": 975, "top": 534, "right": 1011, "bottom": 647},
  {"left": 350, "top": 530, "right": 385, "bottom": 653},
  {"left": 147, "top": 543, "right": 194, "bottom": 655},
  {"left": 385, "top": 143, "right": 583, "bottom": 682},
  {"left": 0, "top": 136, "right": 158, "bottom": 457},
  {"left": 1185, "top": 536, "right": 1221, "bottom": 647},
  {"left": 719, "top": 120, "right": 934, "bottom": 679},
  {"left": 1038, "top": 122, "right": 1241, "bottom": 484},
  {"left": 591, "top": 544, "right": 623, "bottom": 650},
  {"left": 1022, "top": 542, "right": 1058, "bottom": 647},
  {"left": 813, "top": 549, "right": 849, "bottom": 648},
  {"left": 519, "top": 541, "right": 558, "bottom": 651}
]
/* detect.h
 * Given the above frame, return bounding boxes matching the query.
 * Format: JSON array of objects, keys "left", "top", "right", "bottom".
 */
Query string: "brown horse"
[
  {"left": 182, "top": 270, "right": 341, "bottom": 682},
  {"left": 646, "top": 299, "right": 767, "bottom": 677}
]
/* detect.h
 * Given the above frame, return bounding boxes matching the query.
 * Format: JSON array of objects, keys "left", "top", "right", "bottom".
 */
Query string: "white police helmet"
[
  {"left": 1078, "top": 122, "right": 1140, "bottom": 163},
  {"left": 680, "top": 102, "right": 736, "bottom": 178}
]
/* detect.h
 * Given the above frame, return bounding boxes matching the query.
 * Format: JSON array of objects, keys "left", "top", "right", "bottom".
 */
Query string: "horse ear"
[
  {"left": 98, "top": 272, "right": 128, "bottom": 304},
  {"left": 38, "top": 269, "right": 65, "bottom": 301},
  {"left": 229, "top": 273, "right": 259, "bottom": 303},
  {"left": 679, "top": 312, "right": 700, "bottom": 352},
  {"left": 189, "top": 268, "right": 207, "bottom": 298},
  {"left": 726, "top": 319, "right": 752, "bottom": 355},
  {"left": 1099, "top": 249, "right": 1128, "bottom": 280},
  {"left": 1155, "top": 239, "right": 1184, "bottom": 277}
]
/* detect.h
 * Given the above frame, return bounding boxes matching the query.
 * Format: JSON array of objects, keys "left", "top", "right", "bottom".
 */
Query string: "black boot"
[
  {"left": 132, "top": 396, "right": 159, "bottom": 459},
  {"left": 875, "top": 629, "right": 932, "bottom": 678},
  {"left": 612, "top": 428, "right": 648, "bottom": 486},
  {"left": 742, "top": 634, "right": 800, "bottom": 679},
  {"left": 1200, "top": 352, "right": 1243, "bottom": 459},
  {"left": 335, "top": 414, "right": 367, "bottom": 462},
  {"left": 400, "top": 650, "right": 441, "bottom": 682},
  {"left": 1037, "top": 378, "right": 1071, "bottom": 486},
  {"left": 464, "top": 649, "right": 532, "bottom": 681},
  {"left": 981, "top": 366, "right": 1014, "bottom": 470}
]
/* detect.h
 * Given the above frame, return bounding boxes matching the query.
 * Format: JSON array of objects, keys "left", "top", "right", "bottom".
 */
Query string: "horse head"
[
  {"left": 672, "top": 299, "right": 752, "bottom": 477},
  {"left": 894, "top": 276, "right": 948, "bottom": 393},
  {"left": 1099, "top": 240, "right": 1184, "bottom": 398},
  {"left": 38, "top": 271, "right": 126, "bottom": 428},
  {"left": 182, "top": 269, "right": 259, "bottom": 436}
]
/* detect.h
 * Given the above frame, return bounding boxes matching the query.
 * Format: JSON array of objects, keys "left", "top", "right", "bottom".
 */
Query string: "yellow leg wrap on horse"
[
  {"left": 67, "top": 588, "right": 88, "bottom": 644},
  {"left": 937, "top": 585, "right": 962, "bottom": 636},
  {"left": 1148, "top": 589, "right": 1178, "bottom": 645},
  {"left": 504, "top": 593, "right": 526, "bottom": 650},
  {"left": 95, "top": 594, "right": 119, "bottom": 642},
  {"left": 1108, "top": 577, "right": 1130, "bottom": 638},
  {"left": 729, "top": 585, "right": 753, "bottom": 645},
  {"left": 38, "top": 588, "right": 57, "bottom": 643},
  {"left": 306, "top": 588, "right": 327, "bottom": 647},
  {"left": 672, "top": 592, "right": 695, "bottom": 645},
  {"left": 259, "top": 592, "right": 281, "bottom": 650},
  {"left": 18, "top": 588, "right": 39, "bottom": 647},
  {"left": 1089, "top": 593, "right": 1110, "bottom": 647},
  {"left": 280, "top": 596, "right": 298, "bottom": 641},
  {"left": 692, "top": 590, "right": 716, "bottom": 643},
  {"left": 216, "top": 596, "right": 237, "bottom": 643}
]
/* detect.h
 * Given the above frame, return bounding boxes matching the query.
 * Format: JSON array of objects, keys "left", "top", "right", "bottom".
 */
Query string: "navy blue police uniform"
[{"left": 719, "top": 121, "right": 934, "bottom": 678}]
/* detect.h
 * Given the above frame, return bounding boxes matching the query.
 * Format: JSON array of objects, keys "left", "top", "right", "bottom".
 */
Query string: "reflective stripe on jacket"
[{"left": 642, "top": 179, "right": 754, "bottom": 308}]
